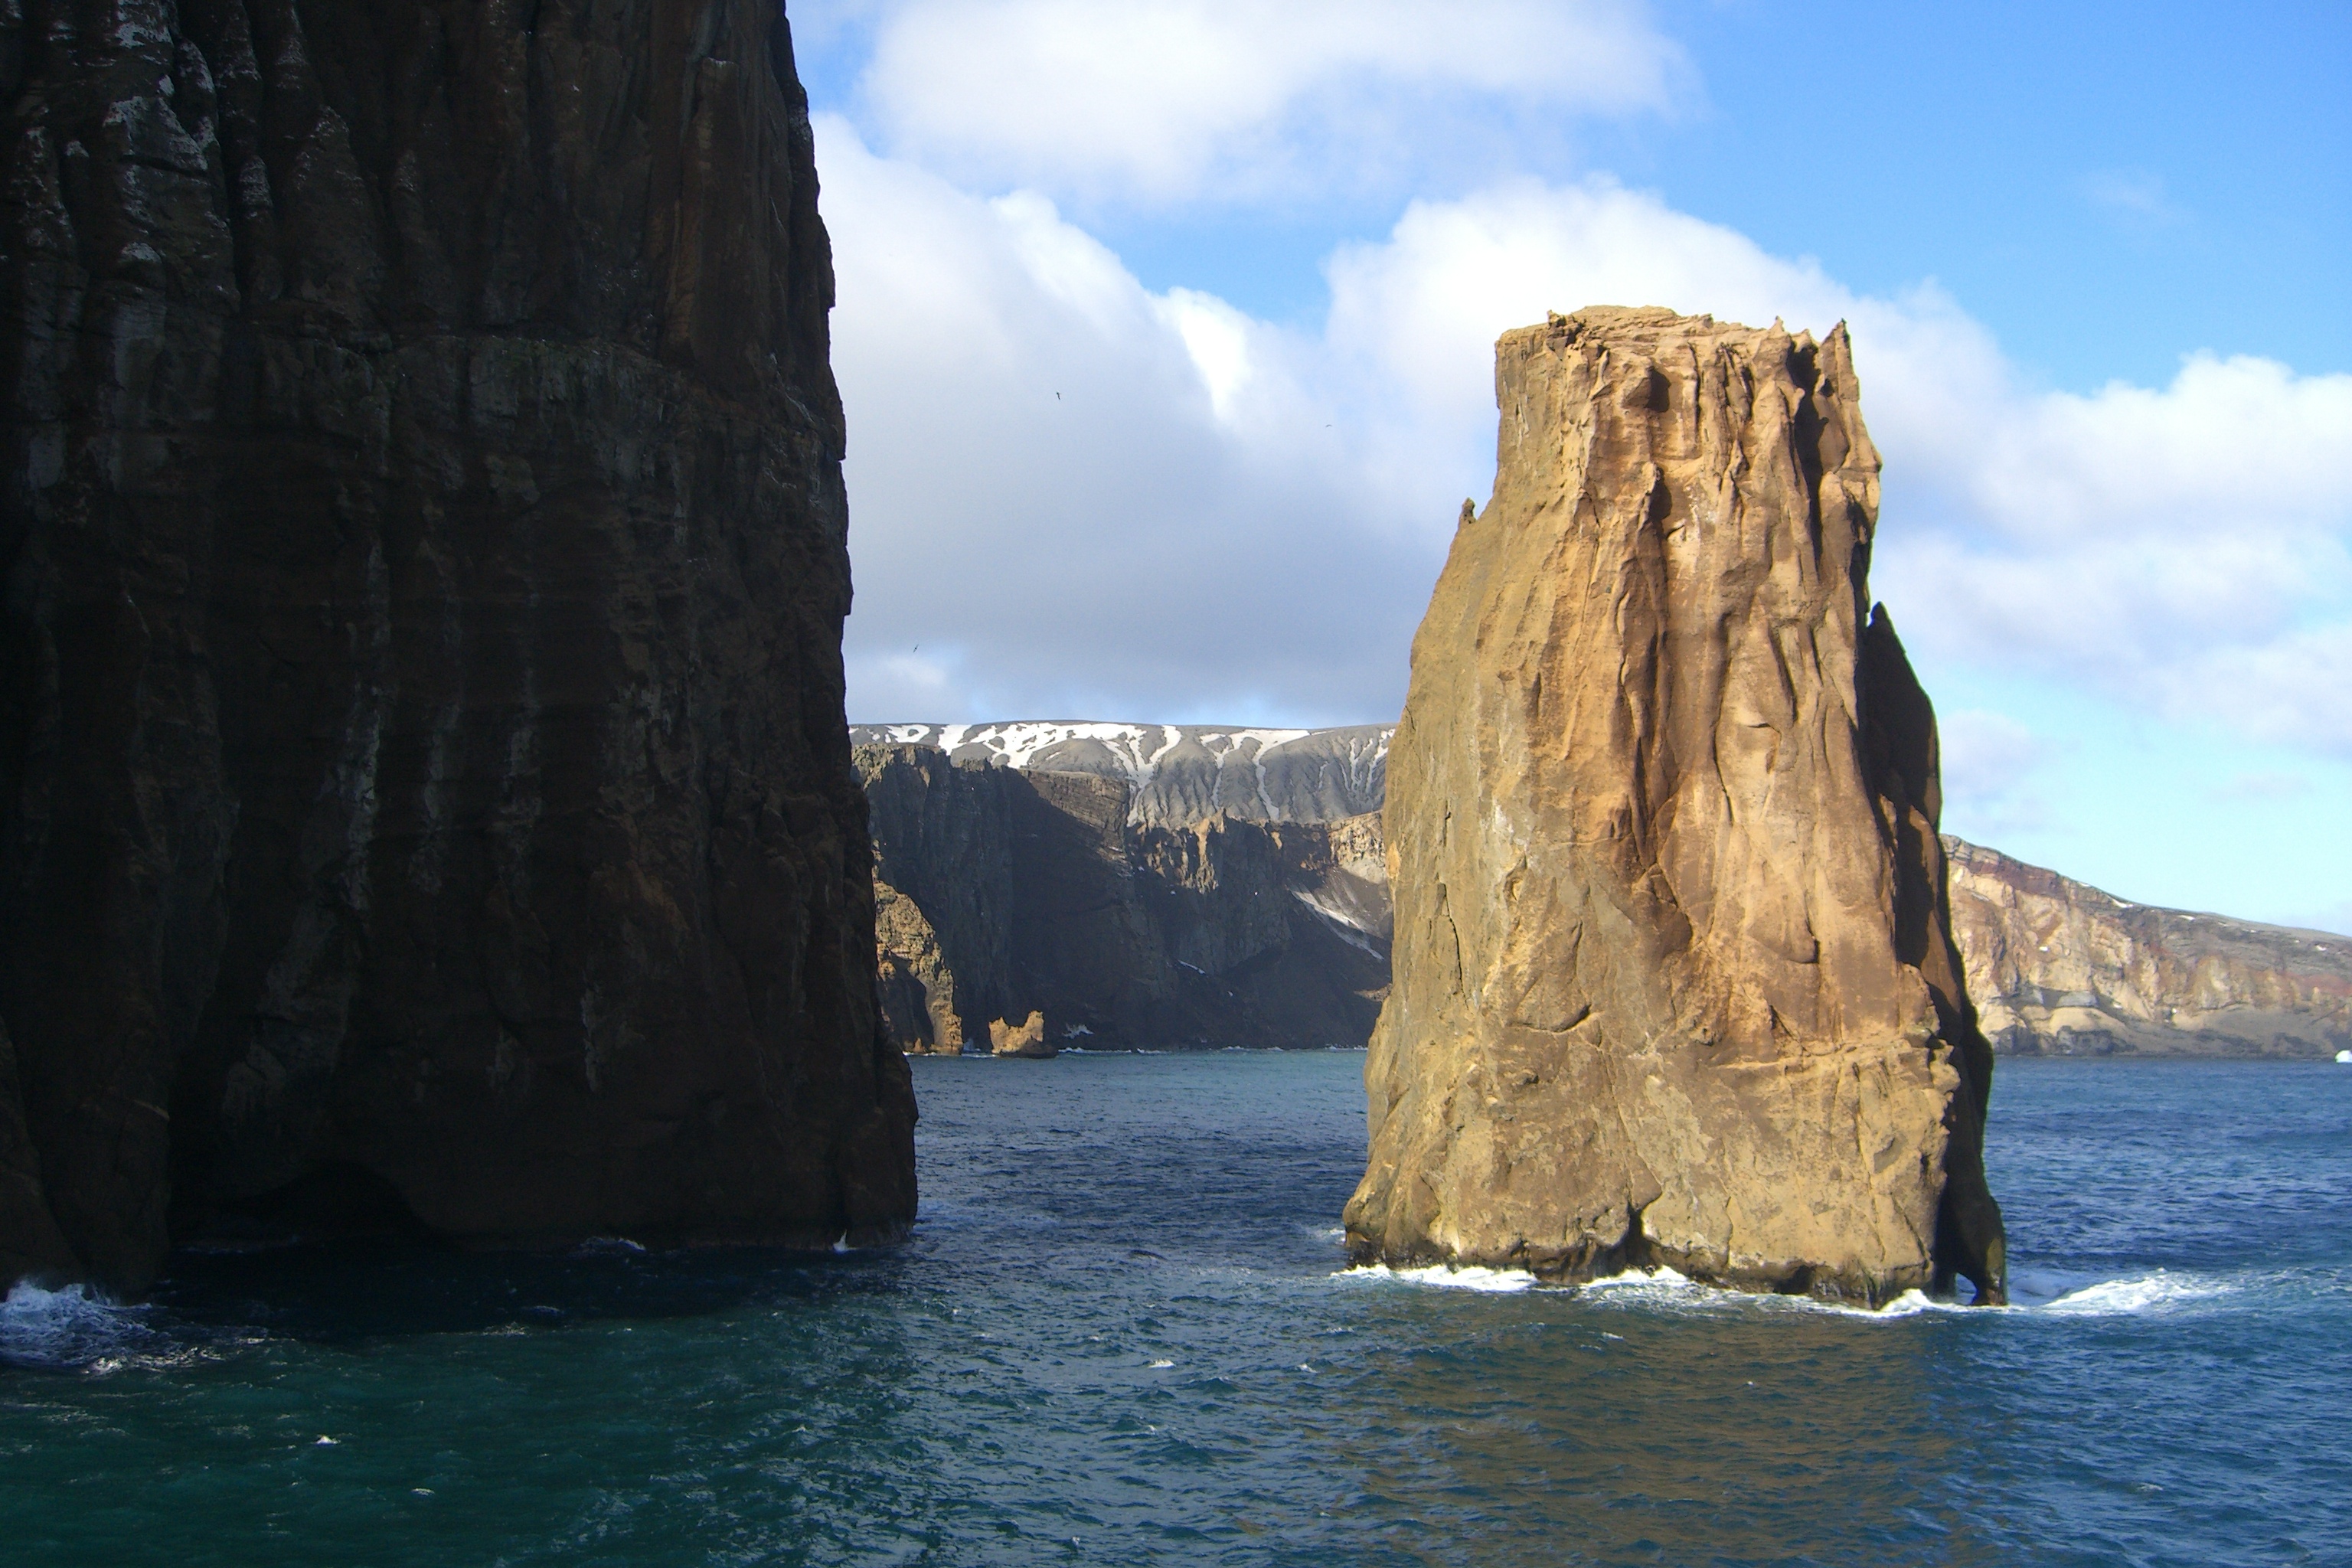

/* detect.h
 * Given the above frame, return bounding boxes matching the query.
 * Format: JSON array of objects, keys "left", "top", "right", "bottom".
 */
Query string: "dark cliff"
[
  {"left": 855, "top": 743, "right": 1387, "bottom": 1053},
  {"left": 0, "top": 0, "right": 913, "bottom": 1294}
]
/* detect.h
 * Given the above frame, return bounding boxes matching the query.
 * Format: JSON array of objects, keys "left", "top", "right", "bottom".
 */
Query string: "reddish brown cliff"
[
  {"left": 0, "top": 0, "right": 912, "bottom": 1294},
  {"left": 1945, "top": 838, "right": 2350, "bottom": 1057}
]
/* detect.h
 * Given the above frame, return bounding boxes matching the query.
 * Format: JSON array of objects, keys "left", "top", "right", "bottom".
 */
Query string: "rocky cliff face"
[
  {"left": 1346, "top": 307, "right": 2004, "bottom": 1305},
  {"left": 0, "top": 0, "right": 913, "bottom": 1295},
  {"left": 856, "top": 743, "right": 1387, "bottom": 1052},
  {"left": 853, "top": 723, "right": 1390, "bottom": 828},
  {"left": 1945, "top": 838, "right": 2350, "bottom": 1057},
  {"left": 867, "top": 720, "right": 2352, "bottom": 1064}
]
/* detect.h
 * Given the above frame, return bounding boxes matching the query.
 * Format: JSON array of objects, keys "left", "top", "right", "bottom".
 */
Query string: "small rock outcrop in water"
[
  {"left": 855, "top": 744, "right": 1388, "bottom": 1052},
  {"left": 1347, "top": 308, "right": 2005, "bottom": 1305},
  {"left": 0, "top": 0, "right": 913, "bottom": 1295},
  {"left": 988, "top": 1012, "right": 1054, "bottom": 1058},
  {"left": 1945, "top": 840, "right": 2351, "bottom": 1057}
]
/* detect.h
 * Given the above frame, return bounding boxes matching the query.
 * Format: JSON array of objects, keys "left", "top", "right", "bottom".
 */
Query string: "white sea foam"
[
  {"left": 1860, "top": 1290, "right": 1975, "bottom": 1318},
  {"left": 2038, "top": 1270, "right": 2233, "bottom": 1315},
  {"left": 1335, "top": 1263, "right": 1540, "bottom": 1293},
  {"left": 1577, "top": 1265, "right": 1696, "bottom": 1295},
  {"left": 1566, "top": 1263, "right": 2246, "bottom": 1321},
  {"left": 0, "top": 1281, "right": 158, "bottom": 1369}
]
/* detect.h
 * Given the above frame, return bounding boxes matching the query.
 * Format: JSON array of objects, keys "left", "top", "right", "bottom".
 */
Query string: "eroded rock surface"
[
  {"left": 1346, "top": 307, "right": 2004, "bottom": 1305},
  {"left": 0, "top": 0, "right": 913, "bottom": 1294},
  {"left": 987, "top": 1011, "right": 1052, "bottom": 1058},
  {"left": 856, "top": 743, "right": 1387, "bottom": 1051},
  {"left": 1945, "top": 838, "right": 2351, "bottom": 1057}
]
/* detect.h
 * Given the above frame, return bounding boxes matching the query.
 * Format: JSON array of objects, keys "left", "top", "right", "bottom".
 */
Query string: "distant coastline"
[{"left": 856, "top": 722, "right": 2350, "bottom": 1060}]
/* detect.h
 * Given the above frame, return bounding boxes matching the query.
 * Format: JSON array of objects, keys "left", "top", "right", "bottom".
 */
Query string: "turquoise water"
[{"left": 4, "top": 1052, "right": 2347, "bottom": 1566}]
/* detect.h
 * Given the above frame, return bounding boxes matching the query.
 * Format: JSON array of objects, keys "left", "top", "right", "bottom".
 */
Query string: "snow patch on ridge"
[{"left": 851, "top": 721, "right": 1393, "bottom": 825}]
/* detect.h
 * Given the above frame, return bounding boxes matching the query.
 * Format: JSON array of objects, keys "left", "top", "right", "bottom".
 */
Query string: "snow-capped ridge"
[{"left": 852, "top": 721, "right": 1393, "bottom": 828}]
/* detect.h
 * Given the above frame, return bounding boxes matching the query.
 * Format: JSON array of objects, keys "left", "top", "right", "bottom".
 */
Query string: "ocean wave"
[
  {"left": 2034, "top": 1269, "right": 2236, "bottom": 1316},
  {"left": 0, "top": 1282, "right": 172, "bottom": 1371},
  {"left": 1344, "top": 1262, "right": 1999, "bottom": 1320},
  {"left": 1333, "top": 1263, "right": 1540, "bottom": 1293},
  {"left": 1340, "top": 1257, "right": 2290, "bottom": 1321}
]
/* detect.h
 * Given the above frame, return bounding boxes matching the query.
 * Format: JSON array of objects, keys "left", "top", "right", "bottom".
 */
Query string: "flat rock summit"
[
  {"left": 0, "top": 0, "right": 913, "bottom": 1294},
  {"left": 1346, "top": 307, "right": 2007, "bottom": 1304}
]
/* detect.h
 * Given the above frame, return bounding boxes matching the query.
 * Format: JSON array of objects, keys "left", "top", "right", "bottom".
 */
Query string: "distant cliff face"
[
  {"left": 852, "top": 724, "right": 1390, "bottom": 828},
  {"left": 854, "top": 744, "right": 1387, "bottom": 1052},
  {"left": 0, "top": 0, "right": 913, "bottom": 1295},
  {"left": 1347, "top": 308, "right": 2004, "bottom": 1305},
  {"left": 1945, "top": 839, "right": 2351, "bottom": 1057},
  {"left": 864, "top": 719, "right": 2350, "bottom": 1066}
]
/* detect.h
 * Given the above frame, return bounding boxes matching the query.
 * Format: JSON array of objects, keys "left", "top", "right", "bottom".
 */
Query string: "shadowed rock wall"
[
  {"left": 1347, "top": 307, "right": 2004, "bottom": 1305},
  {"left": 856, "top": 743, "right": 1387, "bottom": 1052},
  {"left": 0, "top": 0, "right": 913, "bottom": 1293}
]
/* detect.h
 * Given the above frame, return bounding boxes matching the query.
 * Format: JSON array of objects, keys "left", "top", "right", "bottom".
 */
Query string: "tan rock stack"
[
  {"left": 988, "top": 1013, "right": 1055, "bottom": 1058},
  {"left": 1345, "top": 306, "right": 2005, "bottom": 1305}
]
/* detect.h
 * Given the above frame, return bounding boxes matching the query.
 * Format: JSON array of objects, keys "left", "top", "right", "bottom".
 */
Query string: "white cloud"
[
  {"left": 1936, "top": 710, "right": 2060, "bottom": 839},
  {"left": 818, "top": 119, "right": 2352, "bottom": 754},
  {"left": 1313, "top": 179, "right": 2352, "bottom": 755},
  {"left": 820, "top": 117, "right": 1439, "bottom": 723},
  {"left": 1877, "top": 356, "right": 2352, "bottom": 751},
  {"left": 843, "top": 0, "right": 1687, "bottom": 203}
]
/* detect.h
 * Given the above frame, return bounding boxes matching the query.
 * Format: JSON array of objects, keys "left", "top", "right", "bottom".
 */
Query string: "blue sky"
[{"left": 790, "top": 1, "right": 2351, "bottom": 933}]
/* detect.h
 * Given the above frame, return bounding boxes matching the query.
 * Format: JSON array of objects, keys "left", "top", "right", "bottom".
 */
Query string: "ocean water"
[{"left": 4, "top": 1053, "right": 2347, "bottom": 1566}]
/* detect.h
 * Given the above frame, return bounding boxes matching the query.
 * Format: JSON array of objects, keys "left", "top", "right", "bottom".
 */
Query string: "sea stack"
[
  {"left": 0, "top": 0, "right": 913, "bottom": 1294},
  {"left": 1345, "top": 307, "right": 2005, "bottom": 1305}
]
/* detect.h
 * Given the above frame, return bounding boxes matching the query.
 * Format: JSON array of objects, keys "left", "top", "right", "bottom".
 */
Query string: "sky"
[{"left": 786, "top": 0, "right": 2352, "bottom": 936}]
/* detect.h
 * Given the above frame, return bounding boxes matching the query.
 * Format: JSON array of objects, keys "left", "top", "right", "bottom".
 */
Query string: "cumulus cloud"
[
  {"left": 818, "top": 121, "right": 2352, "bottom": 753},
  {"left": 1316, "top": 178, "right": 2009, "bottom": 498},
  {"left": 1876, "top": 356, "right": 2352, "bottom": 752},
  {"left": 1313, "top": 181, "right": 2352, "bottom": 754},
  {"left": 832, "top": 0, "right": 1688, "bottom": 204},
  {"left": 821, "top": 118, "right": 1439, "bottom": 723}
]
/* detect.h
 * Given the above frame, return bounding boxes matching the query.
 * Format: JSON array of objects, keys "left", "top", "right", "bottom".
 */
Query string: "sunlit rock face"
[
  {"left": 1945, "top": 841, "right": 2352, "bottom": 1058},
  {"left": 1346, "top": 306, "right": 2006, "bottom": 1306},
  {"left": 0, "top": 0, "right": 913, "bottom": 1294}
]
